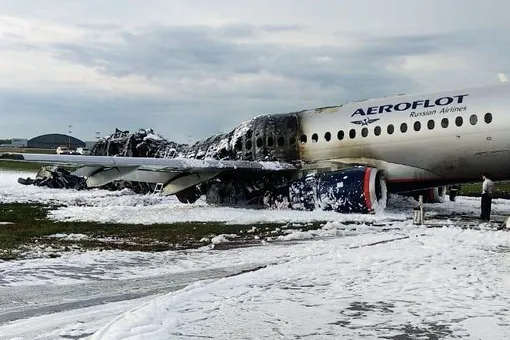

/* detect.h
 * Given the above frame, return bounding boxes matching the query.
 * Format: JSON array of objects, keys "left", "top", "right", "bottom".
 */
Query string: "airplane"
[{"left": 2, "top": 80, "right": 510, "bottom": 214}]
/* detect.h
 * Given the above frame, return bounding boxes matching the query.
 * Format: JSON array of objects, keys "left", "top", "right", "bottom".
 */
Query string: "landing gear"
[
  {"left": 204, "top": 181, "right": 249, "bottom": 205},
  {"left": 175, "top": 186, "right": 201, "bottom": 204},
  {"left": 448, "top": 185, "right": 460, "bottom": 202}
]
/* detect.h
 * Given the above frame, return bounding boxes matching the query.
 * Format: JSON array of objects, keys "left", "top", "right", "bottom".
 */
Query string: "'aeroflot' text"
[{"left": 351, "top": 94, "right": 469, "bottom": 117}]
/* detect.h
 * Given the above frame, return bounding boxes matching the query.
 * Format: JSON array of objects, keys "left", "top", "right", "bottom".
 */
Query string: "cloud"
[
  {"left": 50, "top": 25, "right": 436, "bottom": 97},
  {"left": 50, "top": 25, "right": 503, "bottom": 110},
  {"left": 1, "top": 1, "right": 510, "bottom": 142}
]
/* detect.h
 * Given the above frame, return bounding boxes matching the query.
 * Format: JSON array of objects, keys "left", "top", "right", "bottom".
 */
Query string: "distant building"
[
  {"left": 0, "top": 138, "right": 27, "bottom": 147},
  {"left": 28, "top": 134, "right": 85, "bottom": 150},
  {"left": 11, "top": 138, "right": 28, "bottom": 147}
]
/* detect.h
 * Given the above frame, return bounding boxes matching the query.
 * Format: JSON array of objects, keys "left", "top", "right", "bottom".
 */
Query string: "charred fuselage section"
[
  {"left": 183, "top": 113, "right": 301, "bottom": 162},
  {"left": 91, "top": 128, "right": 188, "bottom": 158}
]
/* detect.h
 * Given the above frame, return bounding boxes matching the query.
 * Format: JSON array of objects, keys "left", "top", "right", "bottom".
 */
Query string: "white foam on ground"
[
  {"left": 91, "top": 227, "right": 510, "bottom": 340},
  {"left": 1, "top": 169, "right": 409, "bottom": 224},
  {"left": 1, "top": 169, "right": 510, "bottom": 339},
  {"left": 0, "top": 223, "right": 393, "bottom": 287}
]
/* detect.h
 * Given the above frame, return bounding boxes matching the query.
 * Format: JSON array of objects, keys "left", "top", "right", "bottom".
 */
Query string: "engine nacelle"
[{"left": 266, "top": 167, "right": 387, "bottom": 214}]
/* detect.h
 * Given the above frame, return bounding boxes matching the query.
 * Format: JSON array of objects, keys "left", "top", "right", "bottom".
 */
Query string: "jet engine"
[{"left": 266, "top": 167, "right": 387, "bottom": 214}]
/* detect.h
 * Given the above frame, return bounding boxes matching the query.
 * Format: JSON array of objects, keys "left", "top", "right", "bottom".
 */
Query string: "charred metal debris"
[{"left": 90, "top": 128, "right": 189, "bottom": 158}]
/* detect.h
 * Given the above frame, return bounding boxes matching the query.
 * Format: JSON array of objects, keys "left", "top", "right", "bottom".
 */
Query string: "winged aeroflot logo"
[{"left": 350, "top": 117, "right": 380, "bottom": 126}]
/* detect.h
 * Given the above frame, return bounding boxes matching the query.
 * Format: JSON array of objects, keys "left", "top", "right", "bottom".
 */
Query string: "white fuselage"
[{"left": 298, "top": 83, "right": 510, "bottom": 187}]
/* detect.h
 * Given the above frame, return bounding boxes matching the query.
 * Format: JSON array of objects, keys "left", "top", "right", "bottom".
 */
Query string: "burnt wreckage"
[
  {"left": 20, "top": 114, "right": 386, "bottom": 214},
  {"left": 90, "top": 128, "right": 188, "bottom": 158},
  {"left": 19, "top": 129, "right": 189, "bottom": 194}
]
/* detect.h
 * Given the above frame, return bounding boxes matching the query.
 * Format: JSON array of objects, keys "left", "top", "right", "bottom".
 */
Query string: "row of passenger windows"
[
  {"left": 238, "top": 113, "right": 493, "bottom": 150},
  {"left": 302, "top": 112, "right": 493, "bottom": 143},
  {"left": 240, "top": 135, "right": 296, "bottom": 151}
]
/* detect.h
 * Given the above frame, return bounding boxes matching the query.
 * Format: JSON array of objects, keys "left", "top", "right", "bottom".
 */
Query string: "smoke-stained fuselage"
[{"left": 184, "top": 83, "right": 510, "bottom": 193}]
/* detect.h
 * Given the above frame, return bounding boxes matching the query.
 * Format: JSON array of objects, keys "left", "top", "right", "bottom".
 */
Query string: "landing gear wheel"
[{"left": 176, "top": 186, "right": 201, "bottom": 204}]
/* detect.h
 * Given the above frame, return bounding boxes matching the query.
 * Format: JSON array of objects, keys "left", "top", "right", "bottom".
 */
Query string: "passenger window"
[
  {"left": 400, "top": 123, "right": 408, "bottom": 133},
  {"left": 427, "top": 119, "right": 435, "bottom": 130},
  {"left": 300, "top": 134, "right": 307, "bottom": 144},
  {"left": 277, "top": 136, "right": 285, "bottom": 146},
  {"left": 311, "top": 133, "right": 318, "bottom": 143},
  {"left": 485, "top": 112, "right": 492, "bottom": 123},
  {"left": 246, "top": 140, "right": 252, "bottom": 150},
  {"left": 455, "top": 116, "right": 463, "bottom": 127},
  {"left": 289, "top": 136, "right": 296, "bottom": 145},
  {"left": 267, "top": 136, "right": 274, "bottom": 147},
  {"left": 337, "top": 130, "right": 344, "bottom": 140},
  {"left": 374, "top": 126, "right": 381, "bottom": 136},
  {"left": 469, "top": 115, "right": 477, "bottom": 125},
  {"left": 414, "top": 121, "right": 421, "bottom": 131},
  {"left": 256, "top": 138, "right": 263, "bottom": 148},
  {"left": 441, "top": 118, "right": 449, "bottom": 128},
  {"left": 324, "top": 132, "right": 331, "bottom": 141},
  {"left": 349, "top": 129, "right": 356, "bottom": 139},
  {"left": 235, "top": 139, "right": 243, "bottom": 151},
  {"left": 387, "top": 124, "right": 394, "bottom": 134},
  {"left": 361, "top": 127, "right": 368, "bottom": 137}
]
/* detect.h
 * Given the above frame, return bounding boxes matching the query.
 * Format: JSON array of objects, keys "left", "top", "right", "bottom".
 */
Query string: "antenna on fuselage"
[{"left": 498, "top": 73, "right": 508, "bottom": 83}]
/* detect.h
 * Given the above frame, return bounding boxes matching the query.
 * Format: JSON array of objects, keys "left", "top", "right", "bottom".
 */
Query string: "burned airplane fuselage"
[{"left": 183, "top": 113, "right": 301, "bottom": 163}]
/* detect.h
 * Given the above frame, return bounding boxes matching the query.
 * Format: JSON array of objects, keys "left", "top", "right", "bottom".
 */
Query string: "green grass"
[
  {"left": 0, "top": 160, "right": 44, "bottom": 171},
  {"left": 0, "top": 203, "right": 326, "bottom": 260},
  {"left": 456, "top": 181, "right": 510, "bottom": 198}
]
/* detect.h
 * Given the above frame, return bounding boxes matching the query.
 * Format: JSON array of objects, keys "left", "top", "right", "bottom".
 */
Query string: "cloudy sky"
[{"left": 1, "top": 0, "right": 509, "bottom": 142}]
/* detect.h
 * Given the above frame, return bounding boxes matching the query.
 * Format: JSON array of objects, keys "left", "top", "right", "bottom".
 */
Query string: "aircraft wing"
[
  {"left": 0, "top": 153, "right": 296, "bottom": 172},
  {"left": 0, "top": 153, "right": 297, "bottom": 194}
]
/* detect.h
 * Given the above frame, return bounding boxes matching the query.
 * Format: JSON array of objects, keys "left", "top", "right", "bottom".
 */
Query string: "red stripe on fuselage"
[
  {"left": 363, "top": 167, "right": 372, "bottom": 213},
  {"left": 387, "top": 177, "right": 476, "bottom": 183}
]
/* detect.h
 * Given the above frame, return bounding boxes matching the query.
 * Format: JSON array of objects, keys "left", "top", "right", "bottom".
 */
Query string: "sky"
[{"left": 0, "top": 0, "right": 509, "bottom": 142}]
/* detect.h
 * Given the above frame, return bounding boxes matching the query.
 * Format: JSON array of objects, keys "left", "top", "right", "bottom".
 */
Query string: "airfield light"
[{"left": 68, "top": 125, "right": 72, "bottom": 148}]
